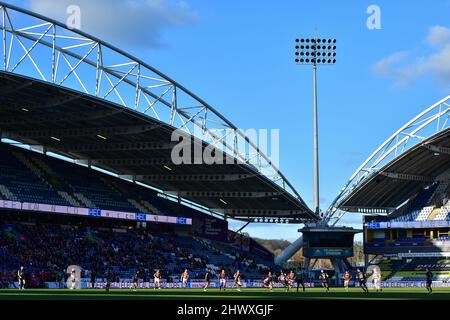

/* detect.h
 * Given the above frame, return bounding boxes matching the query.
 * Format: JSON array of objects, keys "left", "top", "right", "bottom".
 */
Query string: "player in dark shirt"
[
  {"left": 90, "top": 270, "right": 96, "bottom": 289},
  {"left": 132, "top": 271, "right": 139, "bottom": 291},
  {"left": 426, "top": 268, "right": 433, "bottom": 294},
  {"left": 356, "top": 269, "right": 369, "bottom": 293},
  {"left": 264, "top": 271, "right": 273, "bottom": 291},
  {"left": 105, "top": 269, "right": 112, "bottom": 293},
  {"left": 204, "top": 268, "right": 211, "bottom": 292},
  {"left": 319, "top": 270, "right": 330, "bottom": 292},
  {"left": 296, "top": 269, "right": 305, "bottom": 293}
]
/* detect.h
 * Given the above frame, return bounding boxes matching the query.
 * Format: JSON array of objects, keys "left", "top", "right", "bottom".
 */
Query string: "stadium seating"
[
  {"left": 0, "top": 149, "right": 70, "bottom": 206},
  {"left": 0, "top": 218, "right": 273, "bottom": 283},
  {"left": 372, "top": 259, "right": 407, "bottom": 280},
  {"left": 389, "top": 258, "right": 450, "bottom": 282},
  {"left": 0, "top": 142, "right": 275, "bottom": 282},
  {"left": 0, "top": 143, "right": 183, "bottom": 215},
  {"left": 390, "top": 183, "right": 447, "bottom": 222}
]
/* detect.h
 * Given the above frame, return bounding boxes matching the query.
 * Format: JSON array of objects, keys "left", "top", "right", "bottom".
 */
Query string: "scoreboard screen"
[
  {"left": 301, "top": 227, "right": 360, "bottom": 258},
  {"left": 304, "top": 232, "right": 354, "bottom": 248},
  {"left": 303, "top": 247, "right": 353, "bottom": 258}
]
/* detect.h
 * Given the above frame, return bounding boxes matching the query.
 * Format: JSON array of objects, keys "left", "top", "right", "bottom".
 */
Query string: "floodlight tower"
[{"left": 295, "top": 38, "right": 337, "bottom": 218}]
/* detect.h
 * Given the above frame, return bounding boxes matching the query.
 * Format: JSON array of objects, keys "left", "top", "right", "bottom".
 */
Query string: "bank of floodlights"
[
  {"left": 294, "top": 36, "right": 337, "bottom": 217},
  {"left": 295, "top": 38, "right": 337, "bottom": 65}
]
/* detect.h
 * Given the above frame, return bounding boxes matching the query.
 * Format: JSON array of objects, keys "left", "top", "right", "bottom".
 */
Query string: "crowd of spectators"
[{"left": 0, "top": 219, "right": 272, "bottom": 287}]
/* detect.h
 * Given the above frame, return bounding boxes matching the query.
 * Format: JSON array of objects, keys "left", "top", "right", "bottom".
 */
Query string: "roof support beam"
[
  {"left": 424, "top": 144, "right": 450, "bottom": 155},
  {"left": 2, "top": 124, "right": 160, "bottom": 139},
  {"left": 63, "top": 141, "right": 175, "bottom": 152},
  {"left": 0, "top": 78, "right": 35, "bottom": 94},
  {"left": 90, "top": 158, "right": 174, "bottom": 166},
  {"left": 2, "top": 93, "right": 83, "bottom": 111},
  {"left": 339, "top": 206, "right": 393, "bottom": 214},
  {"left": 380, "top": 171, "right": 434, "bottom": 182},
  {"left": 172, "top": 191, "right": 282, "bottom": 198},
  {"left": 120, "top": 174, "right": 254, "bottom": 182},
  {"left": 0, "top": 109, "right": 117, "bottom": 126},
  {"left": 215, "top": 208, "right": 305, "bottom": 216}
]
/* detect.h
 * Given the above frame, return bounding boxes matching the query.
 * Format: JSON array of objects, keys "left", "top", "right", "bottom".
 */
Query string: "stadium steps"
[
  {"left": 369, "top": 255, "right": 384, "bottom": 265},
  {"left": 32, "top": 157, "right": 58, "bottom": 177},
  {"left": 433, "top": 200, "right": 450, "bottom": 220},
  {"left": 443, "top": 201, "right": 450, "bottom": 220},
  {"left": 12, "top": 151, "right": 46, "bottom": 180},
  {"left": 415, "top": 206, "right": 434, "bottom": 221},
  {"left": 384, "top": 260, "right": 410, "bottom": 281},
  {"left": 141, "top": 200, "right": 162, "bottom": 215},
  {"left": 436, "top": 181, "right": 449, "bottom": 196},
  {"left": 101, "top": 178, "right": 132, "bottom": 197},
  {"left": 98, "top": 177, "right": 148, "bottom": 213},
  {"left": 429, "top": 207, "right": 442, "bottom": 220},
  {"left": 127, "top": 199, "right": 148, "bottom": 213},
  {"left": 73, "top": 192, "right": 95, "bottom": 208},
  {"left": 12, "top": 151, "right": 70, "bottom": 205},
  {"left": 31, "top": 157, "right": 83, "bottom": 207},
  {"left": 57, "top": 191, "right": 82, "bottom": 207},
  {"left": 0, "top": 184, "right": 18, "bottom": 201},
  {"left": 100, "top": 177, "right": 148, "bottom": 213}
]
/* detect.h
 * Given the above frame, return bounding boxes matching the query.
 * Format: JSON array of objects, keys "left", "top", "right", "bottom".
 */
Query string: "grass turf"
[{"left": 0, "top": 287, "right": 447, "bottom": 300}]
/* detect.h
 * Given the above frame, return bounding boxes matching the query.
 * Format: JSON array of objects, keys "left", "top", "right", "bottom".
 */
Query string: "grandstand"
[
  {"left": 0, "top": 131, "right": 276, "bottom": 287},
  {"left": 388, "top": 258, "right": 450, "bottom": 282},
  {"left": 0, "top": 2, "right": 314, "bottom": 290},
  {"left": 0, "top": 1, "right": 449, "bottom": 297},
  {"left": 327, "top": 96, "right": 450, "bottom": 285}
]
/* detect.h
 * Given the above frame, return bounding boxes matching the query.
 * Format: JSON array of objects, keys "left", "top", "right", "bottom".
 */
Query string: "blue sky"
[{"left": 11, "top": 0, "right": 450, "bottom": 241}]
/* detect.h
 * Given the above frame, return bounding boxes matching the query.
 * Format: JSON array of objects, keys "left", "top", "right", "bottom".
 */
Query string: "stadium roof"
[
  {"left": 325, "top": 95, "right": 450, "bottom": 221},
  {"left": 339, "top": 128, "right": 450, "bottom": 211},
  {"left": 0, "top": 2, "right": 318, "bottom": 222}
]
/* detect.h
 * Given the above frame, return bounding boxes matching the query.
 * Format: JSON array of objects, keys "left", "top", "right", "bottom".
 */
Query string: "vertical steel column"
[
  {"left": 313, "top": 63, "right": 320, "bottom": 216},
  {"left": 2, "top": 7, "right": 6, "bottom": 71}
]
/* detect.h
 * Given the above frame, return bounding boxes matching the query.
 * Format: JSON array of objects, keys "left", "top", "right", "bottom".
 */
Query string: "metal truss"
[
  {"left": 125, "top": 174, "right": 255, "bottom": 182},
  {"left": 379, "top": 172, "right": 434, "bottom": 182},
  {"left": 2, "top": 125, "right": 160, "bottom": 139},
  {"left": 175, "top": 191, "right": 282, "bottom": 198},
  {"left": 90, "top": 158, "right": 175, "bottom": 166},
  {"left": 325, "top": 95, "right": 450, "bottom": 225},
  {"left": 64, "top": 141, "right": 177, "bottom": 152},
  {"left": 0, "top": 2, "right": 309, "bottom": 210},
  {"left": 0, "top": 109, "right": 118, "bottom": 126},
  {"left": 217, "top": 208, "right": 307, "bottom": 219}
]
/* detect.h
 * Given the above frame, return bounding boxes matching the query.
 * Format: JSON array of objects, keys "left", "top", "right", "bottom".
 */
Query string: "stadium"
[{"left": 0, "top": 1, "right": 449, "bottom": 303}]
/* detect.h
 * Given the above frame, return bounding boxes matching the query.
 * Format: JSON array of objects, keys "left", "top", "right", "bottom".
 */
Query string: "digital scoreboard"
[{"left": 300, "top": 226, "right": 361, "bottom": 258}]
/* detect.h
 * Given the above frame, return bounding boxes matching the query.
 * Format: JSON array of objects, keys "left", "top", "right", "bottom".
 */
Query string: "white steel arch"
[
  {"left": 326, "top": 95, "right": 450, "bottom": 225},
  {"left": 0, "top": 2, "right": 312, "bottom": 212}
]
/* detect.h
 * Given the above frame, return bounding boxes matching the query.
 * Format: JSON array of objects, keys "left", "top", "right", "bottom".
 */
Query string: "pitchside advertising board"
[
  {"left": 64, "top": 280, "right": 316, "bottom": 289},
  {"left": 367, "top": 220, "right": 450, "bottom": 229},
  {"left": 0, "top": 200, "right": 192, "bottom": 226}
]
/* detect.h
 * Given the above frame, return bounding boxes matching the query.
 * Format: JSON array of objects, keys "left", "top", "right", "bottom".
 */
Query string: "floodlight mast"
[{"left": 295, "top": 38, "right": 337, "bottom": 219}]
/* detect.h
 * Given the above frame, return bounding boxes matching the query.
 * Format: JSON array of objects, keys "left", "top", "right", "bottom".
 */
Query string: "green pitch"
[{"left": 0, "top": 287, "right": 449, "bottom": 300}]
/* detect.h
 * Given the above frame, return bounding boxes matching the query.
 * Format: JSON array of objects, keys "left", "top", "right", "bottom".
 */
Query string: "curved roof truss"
[
  {"left": 0, "top": 2, "right": 313, "bottom": 215},
  {"left": 326, "top": 95, "right": 450, "bottom": 225}
]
